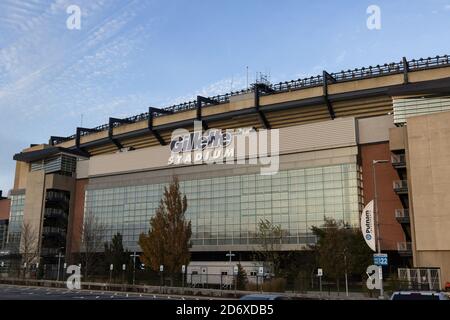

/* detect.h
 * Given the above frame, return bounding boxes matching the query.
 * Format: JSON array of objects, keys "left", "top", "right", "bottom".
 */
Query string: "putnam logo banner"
[{"left": 361, "top": 200, "right": 376, "bottom": 252}]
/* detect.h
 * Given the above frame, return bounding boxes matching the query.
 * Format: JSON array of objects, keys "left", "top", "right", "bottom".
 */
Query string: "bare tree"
[
  {"left": 79, "top": 211, "right": 106, "bottom": 280},
  {"left": 20, "top": 222, "right": 39, "bottom": 276},
  {"left": 254, "top": 219, "right": 284, "bottom": 277}
]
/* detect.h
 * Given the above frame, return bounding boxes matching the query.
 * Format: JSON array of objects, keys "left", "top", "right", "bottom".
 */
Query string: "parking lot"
[{"left": 0, "top": 284, "right": 206, "bottom": 300}]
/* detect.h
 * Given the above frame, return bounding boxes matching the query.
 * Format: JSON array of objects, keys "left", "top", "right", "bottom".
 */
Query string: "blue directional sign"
[{"left": 373, "top": 253, "right": 388, "bottom": 266}]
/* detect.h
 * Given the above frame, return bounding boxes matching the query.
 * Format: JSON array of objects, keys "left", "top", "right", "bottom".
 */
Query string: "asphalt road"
[{"left": 0, "top": 284, "right": 205, "bottom": 300}]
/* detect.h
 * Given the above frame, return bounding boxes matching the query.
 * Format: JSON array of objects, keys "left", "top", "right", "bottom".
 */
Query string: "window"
[{"left": 84, "top": 163, "right": 362, "bottom": 251}]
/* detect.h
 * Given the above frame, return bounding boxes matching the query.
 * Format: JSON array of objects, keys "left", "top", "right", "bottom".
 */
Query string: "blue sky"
[{"left": 1, "top": 0, "right": 450, "bottom": 192}]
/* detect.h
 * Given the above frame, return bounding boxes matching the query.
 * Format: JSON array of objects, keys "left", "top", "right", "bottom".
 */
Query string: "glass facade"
[
  {"left": 84, "top": 163, "right": 363, "bottom": 252},
  {"left": 6, "top": 194, "right": 25, "bottom": 253}
]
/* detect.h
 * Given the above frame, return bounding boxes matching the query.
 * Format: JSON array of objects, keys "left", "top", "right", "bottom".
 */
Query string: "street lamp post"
[
  {"left": 372, "top": 159, "right": 389, "bottom": 299},
  {"left": 343, "top": 248, "right": 349, "bottom": 297},
  {"left": 56, "top": 247, "right": 65, "bottom": 282},
  {"left": 226, "top": 250, "right": 235, "bottom": 286},
  {"left": 130, "top": 251, "right": 139, "bottom": 286},
  {"left": 226, "top": 251, "right": 235, "bottom": 263}
]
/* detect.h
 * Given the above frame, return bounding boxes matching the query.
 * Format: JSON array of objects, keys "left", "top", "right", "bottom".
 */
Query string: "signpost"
[
  {"left": 233, "top": 265, "right": 238, "bottom": 275},
  {"left": 233, "top": 265, "right": 238, "bottom": 297},
  {"left": 160, "top": 265, "right": 164, "bottom": 292},
  {"left": 181, "top": 265, "right": 186, "bottom": 293},
  {"left": 317, "top": 268, "right": 323, "bottom": 295},
  {"left": 109, "top": 264, "right": 113, "bottom": 283},
  {"left": 257, "top": 267, "right": 264, "bottom": 291},
  {"left": 373, "top": 253, "right": 388, "bottom": 266},
  {"left": 202, "top": 267, "right": 208, "bottom": 288},
  {"left": 258, "top": 266, "right": 264, "bottom": 275}
]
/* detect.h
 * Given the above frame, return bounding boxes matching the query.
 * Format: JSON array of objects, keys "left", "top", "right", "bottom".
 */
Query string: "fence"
[
  {"left": 2, "top": 262, "right": 445, "bottom": 296},
  {"left": 398, "top": 268, "right": 442, "bottom": 291}
]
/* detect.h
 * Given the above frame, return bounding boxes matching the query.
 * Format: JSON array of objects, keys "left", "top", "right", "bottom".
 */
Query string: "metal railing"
[
  {"left": 394, "top": 208, "right": 409, "bottom": 219},
  {"left": 45, "top": 191, "right": 69, "bottom": 203},
  {"left": 54, "top": 54, "right": 450, "bottom": 143},
  {"left": 44, "top": 208, "right": 68, "bottom": 220},
  {"left": 42, "top": 227, "right": 66, "bottom": 238},
  {"left": 391, "top": 154, "right": 406, "bottom": 166},
  {"left": 393, "top": 180, "right": 408, "bottom": 192},
  {"left": 397, "top": 242, "right": 412, "bottom": 252},
  {"left": 395, "top": 208, "right": 410, "bottom": 224},
  {"left": 40, "top": 248, "right": 64, "bottom": 257},
  {"left": 398, "top": 268, "right": 442, "bottom": 291}
]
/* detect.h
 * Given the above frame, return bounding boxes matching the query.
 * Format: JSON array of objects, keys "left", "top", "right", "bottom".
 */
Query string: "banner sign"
[{"left": 361, "top": 200, "right": 376, "bottom": 252}]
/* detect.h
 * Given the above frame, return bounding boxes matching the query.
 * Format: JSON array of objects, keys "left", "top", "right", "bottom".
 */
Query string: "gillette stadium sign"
[
  {"left": 170, "top": 129, "right": 233, "bottom": 153},
  {"left": 167, "top": 121, "right": 280, "bottom": 175}
]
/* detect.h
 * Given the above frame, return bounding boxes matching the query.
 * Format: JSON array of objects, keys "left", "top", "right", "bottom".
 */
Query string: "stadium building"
[{"left": 1, "top": 54, "right": 450, "bottom": 288}]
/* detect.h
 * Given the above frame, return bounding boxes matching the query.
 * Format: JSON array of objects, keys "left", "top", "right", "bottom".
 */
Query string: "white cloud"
[
  {"left": 0, "top": 0, "right": 154, "bottom": 192},
  {"left": 0, "top": 1, "right": 150, "bottom": 116},
  {"left": 164, "top": 76, "right": 248, "bottom": 107}
]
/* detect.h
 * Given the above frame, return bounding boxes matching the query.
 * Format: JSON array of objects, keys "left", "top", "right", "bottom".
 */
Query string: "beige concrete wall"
[
  {"left": 415, "top": 251, "right": 450, "bottom": 287},
  {"left": 85, "top": 117, "right": 357, "bottom": 178},
  {"left": 328, "top": 74, "right": 404, "bottom": 95},
  {"left": 22, "top": 171, "right": 45, "bottom": 254},
  {"left": 21, "top": 170, "right": 76, "bottom": 257},
  {"left": 279, "top": 117, "right": 356, "bottom": 153},
  {"left": 13, "top": 161, "right": 29, "bottom": 190},
  {"left": 389, "top": 127, "right": 407, "bottom": 151},
  {"left": 408, "top": 111, "right": 450, "bottom": 251},
  {"left": 408, "top": 66, "right": 450, "bottom": 83},
  {"left": 357, "top": 115, "right": 394, "bottom": 144},
  {"left": 260, "top": 86, "right": 323, "bottom": 106},
  {"left": 76, "top": 159, "right": 90, "bottom": 179},
  {"left": 407, "top": 110, "right": 450, "bottom": 287}
]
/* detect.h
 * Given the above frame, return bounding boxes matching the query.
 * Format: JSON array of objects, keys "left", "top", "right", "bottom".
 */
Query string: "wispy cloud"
[
  {"left": 0, "top": 0, "right": 152, "bottom": 116},
  {"left": 0, "top": 0, "right": 155, "bottom": 192},
  {"left": 163, "top": 76, "right": 248, "bottom": 107}
]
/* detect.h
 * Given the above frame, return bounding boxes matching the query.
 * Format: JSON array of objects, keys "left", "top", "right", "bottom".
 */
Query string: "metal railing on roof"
[{"left": 56, "top": 54, "right": 450, "bottom": 143}]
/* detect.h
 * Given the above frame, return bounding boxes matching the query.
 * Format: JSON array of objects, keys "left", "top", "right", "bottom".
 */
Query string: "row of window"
[
  {"left": 84, "top": 164, "right": 363, "bottom": 251},
  {"left": 6, "top": 195, "right": 25, "bottom": 251}
]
